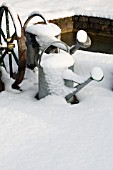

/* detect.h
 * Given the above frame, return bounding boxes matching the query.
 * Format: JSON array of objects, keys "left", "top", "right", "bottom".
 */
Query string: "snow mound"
[
  {"left": 77, "top": 30, "right": 88, "bottom": 43},
  {"left": 91, "top": 66, "right": 104, "bottom": 81},
  {"left": 26, "top": 23, "right": 61, "bottom": 37},
  {"left": 41, "top": 52, "right": 74, "bottom": 69}
]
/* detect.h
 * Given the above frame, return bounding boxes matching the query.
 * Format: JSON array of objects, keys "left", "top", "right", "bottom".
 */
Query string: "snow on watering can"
[{"left": 34, "top": 31, "right": 103, "bottom": 104}]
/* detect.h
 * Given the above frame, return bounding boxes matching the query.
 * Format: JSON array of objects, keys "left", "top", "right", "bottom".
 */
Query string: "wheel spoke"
[
  {"left": 10, "top": 32, "right": 16, "bottom": 42},
  {"left": 5, "top": 9, "right": 10, "bottom": 38},
  {"left": 12, "top": 50, "right": 19, "bottom": 65},
  {"left": 0, "top": 50, "right": 7, "bottom": 63},
  {"left": 9, "top": 53, "right": 13, "bottom": 77},
  {"left": 0, "top": 28, "right": 6, "bottom": 41},
  {"left": 0, "top": 7, "right": 4, "bottom": 16}
]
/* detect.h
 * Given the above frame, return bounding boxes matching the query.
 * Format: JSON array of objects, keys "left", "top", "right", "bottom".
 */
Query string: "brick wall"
[
  {"left": 73, "top": 15, "right": 113, "bottom": 36},
  {"left": 49, "top": 15, "right": 113, "bottom": 36}
]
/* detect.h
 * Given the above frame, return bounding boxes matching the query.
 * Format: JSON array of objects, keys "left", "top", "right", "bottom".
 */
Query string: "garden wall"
[{"left": 49, "top": 15, "right": 113, "bottom": 36}]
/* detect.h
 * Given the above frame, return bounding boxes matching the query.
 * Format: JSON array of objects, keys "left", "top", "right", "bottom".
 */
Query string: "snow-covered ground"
[
  {"left": 1, "top": 50, "right": 113, "bottom": 170},
  {"left": 0, "top": 1, "right": 113, "bottom": 170}
]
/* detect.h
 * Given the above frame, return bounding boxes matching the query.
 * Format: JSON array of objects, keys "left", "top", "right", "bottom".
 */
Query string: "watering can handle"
[
  {"left": 37, "top": 40, "right": 70, "bottom": 66},
  {"left": 23, "top": 12, "right": 48, "bottom": 30},
  {"left": 65, "top": 77, "right": 93, "bottom": 102}
]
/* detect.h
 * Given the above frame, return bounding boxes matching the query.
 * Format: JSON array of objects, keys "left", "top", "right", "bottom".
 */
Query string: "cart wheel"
[{"left": 0, "top": 4, "right": 26, "bottom": 90}]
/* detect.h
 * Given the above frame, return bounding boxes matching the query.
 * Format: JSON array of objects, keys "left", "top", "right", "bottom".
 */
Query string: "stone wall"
[
  {"left": 49, "top": 15, "right": 113, "bottom": 36},
  {"left": 49, "top": 17, "right": 74, "bottom": 33}
]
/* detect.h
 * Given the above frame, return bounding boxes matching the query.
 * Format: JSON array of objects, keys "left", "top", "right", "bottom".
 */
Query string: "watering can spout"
[{"left": 65, "top": 66, "right": 104, "bottom": 103}]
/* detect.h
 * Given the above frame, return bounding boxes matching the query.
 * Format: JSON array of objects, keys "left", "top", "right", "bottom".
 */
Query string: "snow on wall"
[{"left": 3, "top": 0, "right": 113, "bottom": 22}]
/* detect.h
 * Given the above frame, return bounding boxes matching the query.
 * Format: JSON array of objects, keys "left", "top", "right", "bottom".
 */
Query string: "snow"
[
  {"left": 41, "top": 52, "right": 74, "bottom": 69},
  {"left": 77, "top": 30, "right": 88, "bottom": 43},
  {"left": 26, "top": 23, "right": 61, "bottom": 51},
  {"left": 62, "top": 69, "right": 86, "bottom": 84},
  {"left": 91, "top": 67, "right": 104, "bottom": 81},
  {"left": 1, "top": 0, "right": 113, "bottom": 21},
  {"left": 0, "top": 0, "right": 113, "bottom": 170},
  {"left": 2, "top": 2, "right": 22, "bottom": 37},
  {"left": 26, "top": 23, "right": 61, "bottom": 37},
  {"left": 27, "top": 11, "right": 49, "bottom": 25},
  {"left": 1, "top": 50, "right": 113, "bottom": 170}
]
